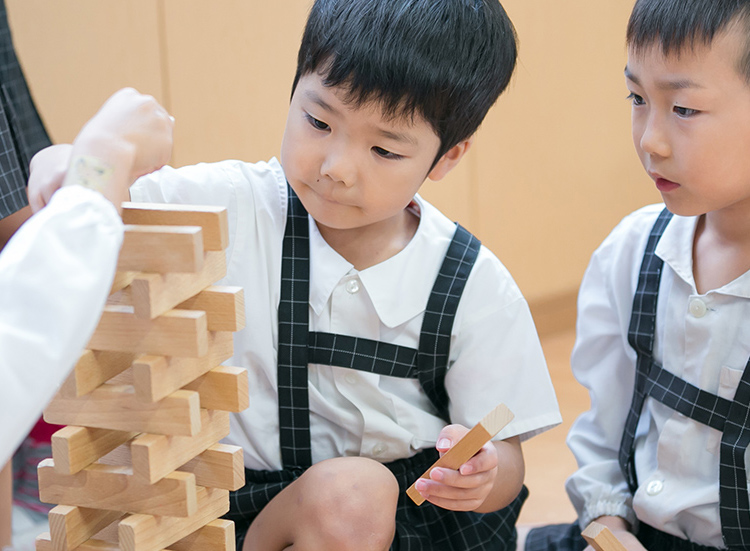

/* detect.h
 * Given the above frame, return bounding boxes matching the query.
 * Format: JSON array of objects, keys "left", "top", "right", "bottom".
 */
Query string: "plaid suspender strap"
[{"left": 278, "top": 186, "right": 480, "bottom": 469}]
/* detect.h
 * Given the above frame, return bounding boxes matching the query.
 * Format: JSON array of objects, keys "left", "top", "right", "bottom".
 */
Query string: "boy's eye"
[
  {"left": 305, "top": 113, "right": 330, "bottom": 131},
  {"left": 674, "top": 105, "right": 699, "bottom": 118},
  {"left": 626, "top": 92, "right": 645, "bottom": 106},
  {"left": 373, "top": 146, "right": 403, "bottom": 160}
]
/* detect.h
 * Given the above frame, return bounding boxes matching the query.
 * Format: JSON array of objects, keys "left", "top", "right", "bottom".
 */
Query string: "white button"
[
  {"left": 345, "top": 373, "right": 357, "bottom": 385},
  {"left": 346, "top": 279, "right": 360, "bottom": 294},
  {"left": 372, "top": 442, "right": 388, "bottom": 456},
  {"left": 646, "top": 480, "right": 663, "bottom": 496},
  {"left": 689, "top": 298, "right": 707, "bottom": 318}
]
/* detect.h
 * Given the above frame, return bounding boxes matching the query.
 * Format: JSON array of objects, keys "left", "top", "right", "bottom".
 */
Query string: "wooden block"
[
  {"left": 36, "top": 533, "right": 119, "bottom": 551},
  {"left": 183, "top": 366, "right": 248, "bottom": 412},
  {"left": 176, "top": 286, "right": 245, "bottom": 332},
  {"left": 118, "top": 225, "right": 204, "bottom": 274},
  {"left": 130, "top": 410, "right": 230, "bottom": 484},
  {"left": 38, "top": 459, "right": 198, "bottom": 517},
  {"left": 111, "top": 272, "right": 136, "bottom": 294},
  {"left": 118, "top": 487, "right": 229, "bottom": 551},
  {"left": 179, "top": 444, "right": 244, "bottom": 491},
  {"left": 60, "top": 351, "right": 137, "bottom": 398},
  {"left": 44, "top": 385, "right": 201, "bottom": 437},
  {"left": 48, "top": 506, "right": 123, "bottom": 551},
  {"left": 122, "top": 203, "right": 229, "bottom": 251},
  {"left": 170, "top": 519, "right": 234, "bottom": 551},
  {"left": 132, "top": 331, "right": 234, "bottom": 403},
  {"left": 52, "top": 426, "right": 137, "bottom": 475},
  {"left": 406, "top": 404, "right": 514, "bottom": 506},
  {"left": 130, "top": 251, "right": 228, "bottom": 319},
  {"left": 582, "top": 522, "right": 628, "bottom": 551},
  {"left": 89, "top": 306, "right": 209, "bottom": 358}
]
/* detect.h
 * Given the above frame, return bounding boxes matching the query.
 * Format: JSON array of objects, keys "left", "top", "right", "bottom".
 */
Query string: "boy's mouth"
[{"left": 655, "top": 177, "right": 680, "bottom": 192}]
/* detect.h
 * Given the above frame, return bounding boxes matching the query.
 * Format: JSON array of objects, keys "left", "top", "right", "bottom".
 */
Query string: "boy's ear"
[{"left": 427, "top": 138, "right": 473, "bottom": 182}]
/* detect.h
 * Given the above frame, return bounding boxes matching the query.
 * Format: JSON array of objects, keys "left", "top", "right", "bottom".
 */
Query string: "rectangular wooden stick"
[
  {"left": 178, "top": 444, "right": 245, "bottom": 491},
  {"left": 582, "top": 522, "right": 628, "bottom": 551},
  {"left": 59, "top": 350, "right": 137, "bottom": 399},
  {"left": 170, "top": 519, "right": 234, "bottom": 551},
  {"left": 52, "top": 426, "right": 137, "bottom": 475},
  {"left": 48, "top": 505, "right": 123, "bottom": 551},
  {"left": 182, "top": 366, "right": 249, "bottom": 412},
  {"left": 176, "top": 286, "right": 245, "bottom": 332},
  {"left": 406, "top": 403, "right": 514, "bottom": 506},
  {"left": 118, "top": 225, "right": 204, "bottom": 274}
]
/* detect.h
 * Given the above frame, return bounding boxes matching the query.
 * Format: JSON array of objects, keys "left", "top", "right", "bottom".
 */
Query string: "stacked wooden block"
[{"left": 35, "top": 203, "right": 247, "bottom": 551}]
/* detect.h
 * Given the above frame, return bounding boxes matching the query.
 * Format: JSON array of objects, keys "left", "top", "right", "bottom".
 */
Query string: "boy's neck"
[
  {"left": 316, "top": 208, "right": 419, "bottom": 271},
  {"left": 692, "top": 205, "right": 750, "bottom": 294}
]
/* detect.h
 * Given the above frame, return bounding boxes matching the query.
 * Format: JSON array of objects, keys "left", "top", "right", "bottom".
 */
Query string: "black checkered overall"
[
  {"left": 527, "top": 208, "right": 750, "bottom": 551},
  {"left": 0, "top": 0, "right": 51, "bottom": 219},
  {"left": 226, "top": 186, "right": 528, "bottom": 550}
]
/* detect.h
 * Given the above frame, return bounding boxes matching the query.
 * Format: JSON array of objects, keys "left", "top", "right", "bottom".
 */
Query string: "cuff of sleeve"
[{"left": 580, "top": 499, "right": 637, "bottom": 530}]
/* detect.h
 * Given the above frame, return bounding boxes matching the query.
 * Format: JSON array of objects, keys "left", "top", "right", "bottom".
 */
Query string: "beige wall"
[{"left": 6, "top": 0, "right": 661, "bottom": 314}]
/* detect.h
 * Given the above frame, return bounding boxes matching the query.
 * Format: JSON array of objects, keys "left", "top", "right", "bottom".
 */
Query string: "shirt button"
[
  {"left": 689, "top": 298, "right": 707, "bottom": 318},
  {"left": 646, "top": 480, "right": 663, "bottom": 496},
  {"left": 372, "top": 442, "right": 388, "bottom": 456},
  {"left": 346, "top": 279, "right": 360, "bottom": 294}
]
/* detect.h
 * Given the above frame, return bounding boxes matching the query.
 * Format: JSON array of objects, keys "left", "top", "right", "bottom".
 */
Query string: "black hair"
[
  {"left": 292, "top": 0, "right": 518, "bottom": 162},
  {"left": 627, "top": 0, "right": 750, "bottom": 81}
]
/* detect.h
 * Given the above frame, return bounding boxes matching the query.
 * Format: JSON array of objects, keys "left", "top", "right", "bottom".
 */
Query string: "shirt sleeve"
[
  {"left": 564, "top": 208, "right": 658, "bottom": 529},
  {"left": 0, "top": 186, "right": 123, "bottom": 467}
]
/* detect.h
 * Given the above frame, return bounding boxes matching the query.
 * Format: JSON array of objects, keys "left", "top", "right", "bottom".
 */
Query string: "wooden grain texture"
[
  {"left": 130, "top": 251, "right": 227, "bottom": 320},
  {"left": 182, "top": 366, "right": 248, "bottom": 412},
  {"left": 169, "top": 519, "right": 234, "bottom": 551},
  {"left": 118, "top": 225, "right": 204, "bottom": 273},
  {"left": 131, "top": 331, "right": 233, "bottom": 403},
  {"left": 48, "top": 506, "right": 123, "bottom": 551},
  {"left": 88, "top": 306, "right": 209, "bottom": 358},
  {"left": 44, "top": 386, "right": 201, "bottom": 437},
  {"left": 51, "top": 426, "right": 137, "bottom": 476},
  {"left": 36, "top": 533, "right": 121, "bottom": 551},
  {"left": 582, "top": 522, "right": 628, "bottom": 551},
  {"left": 59, "top": 350, "right": 137, "bottom": 398},
  {"left": 130, "top": 410, "right": 230, "bottom": 484},
  {"left": 118, "top": 487, "right": 229, "bottom": 551},
  {"left": 121, "top": 203, "right": 228, "bottom": 251},
  {"left": 38, "top": 459, "right": 198, "bottom": 518},
  {"left": 178, "top": 444, "right": 244, "bottom": 491},
  {"left": 406, "top": 404, "right": 514, "bottom": 506},
  {"left": 176, "top": 286, "right": 245, "bottom": 332}
]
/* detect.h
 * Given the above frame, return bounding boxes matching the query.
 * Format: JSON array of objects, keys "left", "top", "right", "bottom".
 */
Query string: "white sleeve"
[
  {"left": 0, "top": 186, "right": 123, "bottom": 467},
  {"left": 563, "top": 210, "right": 656, "bottom": 529}
]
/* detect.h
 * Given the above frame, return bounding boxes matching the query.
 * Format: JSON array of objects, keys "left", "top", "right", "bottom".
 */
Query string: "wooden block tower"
[{"left": 34, "top": 203, "right": 247, "bottom": 551}]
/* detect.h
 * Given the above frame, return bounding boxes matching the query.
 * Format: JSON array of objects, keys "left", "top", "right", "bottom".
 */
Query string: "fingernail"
[
  {"left": 460, "top": 464, "right": 473, "bottom": 475},
  {"left": 431, "top": 468, "right": 444, "bottom": 481},
  {"left": 438, "top": 438, "right": 451, "bottom": 449},
  {"left": 415, "top": 480, "right": 428, "bottom": 494}
]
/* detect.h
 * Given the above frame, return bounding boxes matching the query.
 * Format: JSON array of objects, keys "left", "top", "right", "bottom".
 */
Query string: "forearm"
[{"left": 475, "top": 436, "right": 524, "bottom": 513}]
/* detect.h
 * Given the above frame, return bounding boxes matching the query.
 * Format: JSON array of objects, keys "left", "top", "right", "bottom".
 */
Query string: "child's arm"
[{"left": 412, "top": 424, "right": 524, "bottom": 513}]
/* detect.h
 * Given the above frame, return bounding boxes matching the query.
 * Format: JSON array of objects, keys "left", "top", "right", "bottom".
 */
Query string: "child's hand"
[
  {"left": 413, "top": 424, "right": 499, "bottom": 511},
  {"left": 28, "top": 144, "right": 73, "bottom": 213}
]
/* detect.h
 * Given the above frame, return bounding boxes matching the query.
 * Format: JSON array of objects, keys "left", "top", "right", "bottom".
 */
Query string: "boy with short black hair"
[
  {"left": 30, "top": 1, "right": 561, "bottom": 549},
  {"left": 525, "top": 1, "right": 750, "bottom": 550}
]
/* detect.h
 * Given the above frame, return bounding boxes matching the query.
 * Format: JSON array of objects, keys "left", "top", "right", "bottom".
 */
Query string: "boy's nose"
[
  {"left": 321, "top": 149, "right": 356, "bottom": 187},
  {"left": 639, "top": 116, "right": 670, "bottom": 158}
]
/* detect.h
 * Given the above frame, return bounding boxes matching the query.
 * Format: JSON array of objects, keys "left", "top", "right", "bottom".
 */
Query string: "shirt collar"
[{"left": 308, "top": 195, "right": 455, "bottom": 328}]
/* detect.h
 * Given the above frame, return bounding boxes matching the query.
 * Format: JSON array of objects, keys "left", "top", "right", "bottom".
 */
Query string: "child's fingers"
[
  {"left": 429, "top": 465, "right": 495, "bottom": 490},
  {"left": 458, "top": 442, "right": 498, "bottom": 475}
]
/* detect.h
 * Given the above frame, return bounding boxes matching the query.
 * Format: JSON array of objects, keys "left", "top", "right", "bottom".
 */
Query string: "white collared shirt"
[
  {"left": 131, "top": 158, "right": 561, "bottom": 470},
  {"left": 566, "top": 203, "right": 750, "bottom": 547},
  {"left": 0, "top": 186, "right": 123, "bottom": 467}
]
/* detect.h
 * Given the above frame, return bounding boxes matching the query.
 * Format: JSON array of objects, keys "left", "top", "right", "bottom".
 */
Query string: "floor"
[{"left": 517, "top": 328, "right": 589, "bottom": 525}]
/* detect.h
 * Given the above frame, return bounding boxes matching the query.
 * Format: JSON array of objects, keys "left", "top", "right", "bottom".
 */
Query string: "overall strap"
[
  {"left": 277, "top": 187, "right": 313, "bottom": 469},
  {"left": 618, "top": 208, "right": 673, "bottom": 491}
]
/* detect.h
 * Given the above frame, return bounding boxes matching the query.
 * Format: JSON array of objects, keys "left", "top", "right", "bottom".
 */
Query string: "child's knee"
[{"left": 297, "top": 457, "right": 399, "bottom": 549}]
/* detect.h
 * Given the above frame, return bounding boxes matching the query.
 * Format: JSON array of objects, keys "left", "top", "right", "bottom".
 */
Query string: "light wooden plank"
[
  {"left": 38, "top": 459, "right": 198, "bottom": 517},
  {"left": 121, "top": 203, "right": 228, "bottom": 251},
  {"left": 89, "top": 306, "right": 209, "bottom": 358},
  {"left": 52, "top": 426, "right": 137, "bottom": 475},
  {"left": 36, "top": 533, "right": 119, "bottom": 551},
  {"left": 131, "top": 332, "right": 233, "bottom": 403},
  {"left": 131, "top": 410, "right": 230, "bottom": 484},
  {"left": 48, "top": 506, "right": 123, "bottom": 551},
  {"left": 582, "top": 522, "right": 628, "bottom": 551},
  {"left": 118, "top": 225, "right": 204, "bottom": 274},
  {"left": 118, "top": 487, "right": 229, "bottom": 551},
  {"left": 44, "top": 386, "right": 201, "bottom": 437},
  {"left": 130, "top": 251, "right": 227, "bottom": 319},
  {"left": 406, "top": 404, "right": 514, "bottom": 505},
  {"left": 176, "top": 286, "right": 245, "bottom": 332},
  {"left": 170, "top": 519, "right": 234, "bottom": 551},
  {"left": 110, "top": 272, "right": 136, "bottom": 294},
  {"left": 59, "top": 350, "right": 137, "bottom": 398},
  {"left": 179, "top": 444, "right": 244, "bottom": 491},
  {"left": 183, "top": 366, "right": 248, "bottom": 412}
]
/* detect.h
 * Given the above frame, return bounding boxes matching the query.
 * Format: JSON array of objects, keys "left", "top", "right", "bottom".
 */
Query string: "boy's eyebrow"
[{"left": 624, "top": 66, "right": 703, "bottom": 90}]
